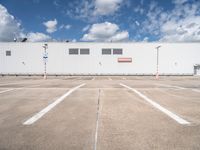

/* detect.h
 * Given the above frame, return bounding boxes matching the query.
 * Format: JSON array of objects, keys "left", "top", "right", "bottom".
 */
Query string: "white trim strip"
[
  {"left": 120, "top": 83, "right": 190, "bottom": 125},
  {"left": 23, "top": 83, "right": 85, "bottom": 125}
]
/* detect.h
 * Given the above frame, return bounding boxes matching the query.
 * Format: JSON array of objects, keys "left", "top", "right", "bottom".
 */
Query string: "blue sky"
[{"left": 0, "top": 0, "right": 200, "bottom": 42}]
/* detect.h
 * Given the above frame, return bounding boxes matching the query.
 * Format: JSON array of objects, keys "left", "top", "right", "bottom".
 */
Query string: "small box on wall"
[{"left": 118, "top": 58, "right": 132, "bottom": 63}]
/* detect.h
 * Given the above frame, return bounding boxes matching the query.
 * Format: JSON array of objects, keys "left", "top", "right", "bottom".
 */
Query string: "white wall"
[{"left": 0, "top": 42, "right": 200, "bottom": 75}]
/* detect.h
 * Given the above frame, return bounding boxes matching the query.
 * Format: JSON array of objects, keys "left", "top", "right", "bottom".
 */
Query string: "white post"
[
  {"left": 156, "top": 46, "right": 161, "bottom": 79},
  {"left": 43, "top": 44, "right": 48, "bottom": 80}
]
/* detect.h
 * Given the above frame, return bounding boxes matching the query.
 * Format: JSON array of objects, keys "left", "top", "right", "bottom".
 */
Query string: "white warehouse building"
[{"left": 0, "top": 42, "right": 200, "bottom": 76}]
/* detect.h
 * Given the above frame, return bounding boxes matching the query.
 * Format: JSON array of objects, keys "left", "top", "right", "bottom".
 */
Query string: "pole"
[
  {"left": 44, "top": 47, "right": 47, "bottom": 79},
  {"left": 43, "top": 44, "right": 48, "bottom": 80},
  {"left": 156, "top": 46, "right": 161, "bottom": 79}
]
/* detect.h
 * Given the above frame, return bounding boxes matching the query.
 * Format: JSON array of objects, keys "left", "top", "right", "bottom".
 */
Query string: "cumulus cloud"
[
  {"left": 66, "top": 0, "right": 125, "bottom": 22},
  {"left": 81, "top": 22, "right": 129, "bottom": 42},
  {"left": 0, "top": 4, "right": 22, "bottom": 41},
  {"left": 43, "top": 19, "right": 58, "bottom": 33},
  {"left": 82, "top": 25, "right": 91, "bottom": 32},
  {"left": 59, "top": 24, "right": 71, "bottom": 30},
  {"left": 172, "top": 0, "right": 188, "bottom": 5},
  {"left": 94, "top": 0, "right": 123, "bottom": 15},
  {"left": 0, "top": 4, "right": 52, "bottom": 42},
  {"left": 27, "top": 32, "right": 51, "bottom": 42},
  {"left": 141, "top": 0, "right": 200, "bottom": 42}
]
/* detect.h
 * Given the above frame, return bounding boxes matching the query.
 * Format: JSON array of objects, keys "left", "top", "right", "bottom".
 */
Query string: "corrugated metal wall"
[{"left": 0, "top": 42, "right": 200, "bottom": 75}]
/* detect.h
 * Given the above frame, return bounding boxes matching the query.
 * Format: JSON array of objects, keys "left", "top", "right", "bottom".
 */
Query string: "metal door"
[{"left": 194, "top": 65, "right": 200, "bottom": 75}]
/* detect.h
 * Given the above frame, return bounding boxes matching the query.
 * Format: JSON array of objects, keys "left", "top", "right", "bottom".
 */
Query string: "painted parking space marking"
[
  {"left": 0, "top": 84, "right": 42, "bottom": 94},
  {"left": 94, "top": 89, "right": 101, "bottom": 150},
  {"left": 156, "top": 83, "right": 200, "bottom": 93},
  {"left": 108, "top": 77, "right": 112, "bottom": 81},
  {"left": 156, "top": 83, "right": 186, "bottom": 90},
  {"left": 0, "top": 82, "right": 24, "bottom": 86},
  {"left": 0, "top": 89, "right": 15, "bottom": 94},
  {"left": 192, "top": 89, "right": 200, "bottom": 93},
  {"left": 23, "top": 83, "right": 85, "bottom": 125},
  {"left": 120, "top": 83, "right": 190, "bottom": 125}
]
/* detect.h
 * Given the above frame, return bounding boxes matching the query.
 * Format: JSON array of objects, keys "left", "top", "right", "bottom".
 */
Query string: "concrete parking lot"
[{"left": 0, "top": 76, "right": 200, "bottom": 150}]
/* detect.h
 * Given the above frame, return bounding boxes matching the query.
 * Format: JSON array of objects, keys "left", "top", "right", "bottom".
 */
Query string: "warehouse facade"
[{"left": 0, "top": 42, "right": 200, "bottom": 75}]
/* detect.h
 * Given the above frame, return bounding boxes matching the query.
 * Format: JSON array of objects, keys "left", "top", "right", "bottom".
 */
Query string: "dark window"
[
  {"left": 102, "top": 49, "right": 111, "bottom": 55},
  {"left": 6, "top": 51, "right": 11, "bottom": 56},
  {"left": 113, "top": 49, "right": 123, "bottom": 55},
  {"left": 69, "top": 48, "right": 79, "bottom": 55},
  {"left": 80, "top": 49, "right": 90, "bottom": 55}
]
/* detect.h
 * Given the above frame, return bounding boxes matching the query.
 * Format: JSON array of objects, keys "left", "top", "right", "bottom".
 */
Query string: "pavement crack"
[{"left": 94, "top": 88, "right": 101, "bottom": 150}]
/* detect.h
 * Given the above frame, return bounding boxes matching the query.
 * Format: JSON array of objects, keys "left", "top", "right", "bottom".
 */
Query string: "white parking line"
[
  {"left": 120, "top": 83, "right": 190, "bottom": 125},
  {"left": 94, "top": 89, "right": 101, "bottom": 150},
  {"left": 0, "top": 89, "right": 15, "bottom": 94},
  {"left": 0, "top": 84, "right": 42, "bottom": 94},
  {"left": 192, "top": 89, "right": 200, "bottom": 93},
  {"left": 23, "top": 83, "right": 85, "bottom": 125},
  {"left": 0, "top": 82, "right": 24, "bottom": 86},
  {"left": 156, "top": 83, "right": 200, "bottom": 93},
  {"left": 156, "top": 83, "right": 186, "bottom": 90},
  {"left": 108, "top": 77, "right": 112, "bottom": 81}
]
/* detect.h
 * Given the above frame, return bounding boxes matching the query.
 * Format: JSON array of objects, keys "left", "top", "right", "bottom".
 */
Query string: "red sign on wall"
[{"left": 118, "top": 58, "right": 132, "bottom": 63}]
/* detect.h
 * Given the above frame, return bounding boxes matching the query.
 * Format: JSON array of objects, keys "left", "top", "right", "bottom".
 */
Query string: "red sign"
[{"left": 118, "top": 58, "right": 132, "bottom": 63}]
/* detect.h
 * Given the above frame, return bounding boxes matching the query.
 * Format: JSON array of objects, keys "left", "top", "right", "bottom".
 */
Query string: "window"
[
  {"left": 69, "top": 48, "right": 78, "bottom": 55},
  {"left": 102, "top": 49, "right": 111, "bottom": 55},
  {"left": 113, "top": 49, "right": 123, "bottom": 55},
  {"left": 6, "top": 50, "right": 11, "bottom": 56},
  {"left": 80, "top": 49, "right": 90, "bottom": 55}
]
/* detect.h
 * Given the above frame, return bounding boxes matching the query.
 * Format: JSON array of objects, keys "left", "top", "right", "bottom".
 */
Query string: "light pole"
[
  {"left": 156, "top": 46, "right": 161, "bottom": 79},
  {"left": 43, "top": 44, "right": 48, "bottom": 79}
]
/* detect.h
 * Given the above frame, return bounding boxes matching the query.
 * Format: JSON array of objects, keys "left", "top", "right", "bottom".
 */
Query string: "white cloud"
[
  {"left": 82, "top": 25, "right": 90, "bottom": 32},
  {"left": 81, "top": 22, "right": 129, "bottom": 42},
  {"left": 43, "top": 19, "right": 58, "bottom": 33},
  {"left": 109, "top": 31, "right": 129, "bottom": 42},
  {"left": 135, "top": 21, "right": 140, "bottom": 26},
  {"left": 160, "top": 16, "right": 200, "bottom": 42},
  {"left": 72, "top": 39, "right": 77, "bottom": 42},
  {"left": 65, "top": 25, "right": 71, "bottom": 29},
  {"left": 94, "top": 0, "right": 123, "bottom": 15},
  {"left": 0, "top": 4, "right": 52, "bottom": 42},
  {"left": 66, "top": 0, "right": 125, "bottom": 22},
  {"left": 134, "top": 6, "right": 144, "bottom": 15},
  {"left": 59, "top": 24, "right": 71, "bottom": 30},
  {"left": 26, "top": 32, "right": 51, "bottom": 42},
  {"left": 172, "top": 0, "right": 188, "bottom": 5},
  {"left": 141, "top": 0, "right": 200, "bottom": 42},
  {"left": 53, "top": 0, "right": 60, "bottom": 7},
  {"left": 143, "top": 37, "right": 149, "bottom": 42},
  {"left": 0, "top": 4, "right": 22, "bottom": 41}
]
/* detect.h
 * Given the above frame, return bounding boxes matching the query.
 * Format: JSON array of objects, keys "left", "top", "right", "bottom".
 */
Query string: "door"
[{"left": 194, "top": 65, "right": 200, "bottom": 75}]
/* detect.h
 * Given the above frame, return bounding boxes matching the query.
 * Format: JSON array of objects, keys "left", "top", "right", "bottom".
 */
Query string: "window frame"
[
  {"left": 6, "top": 50, "right": 11, "bottom": 56},
  {"left": 80, "top": 48, "right": 90, "bottom": 55},
  {"left": 102, "top": 48, "right": 112, "bottom": 55},
  {"left": 113, "top": 48, "right": 123, "bottom": 55},
  {"left": 69, "top": 48, "right": 79, "bottom": 55}
]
